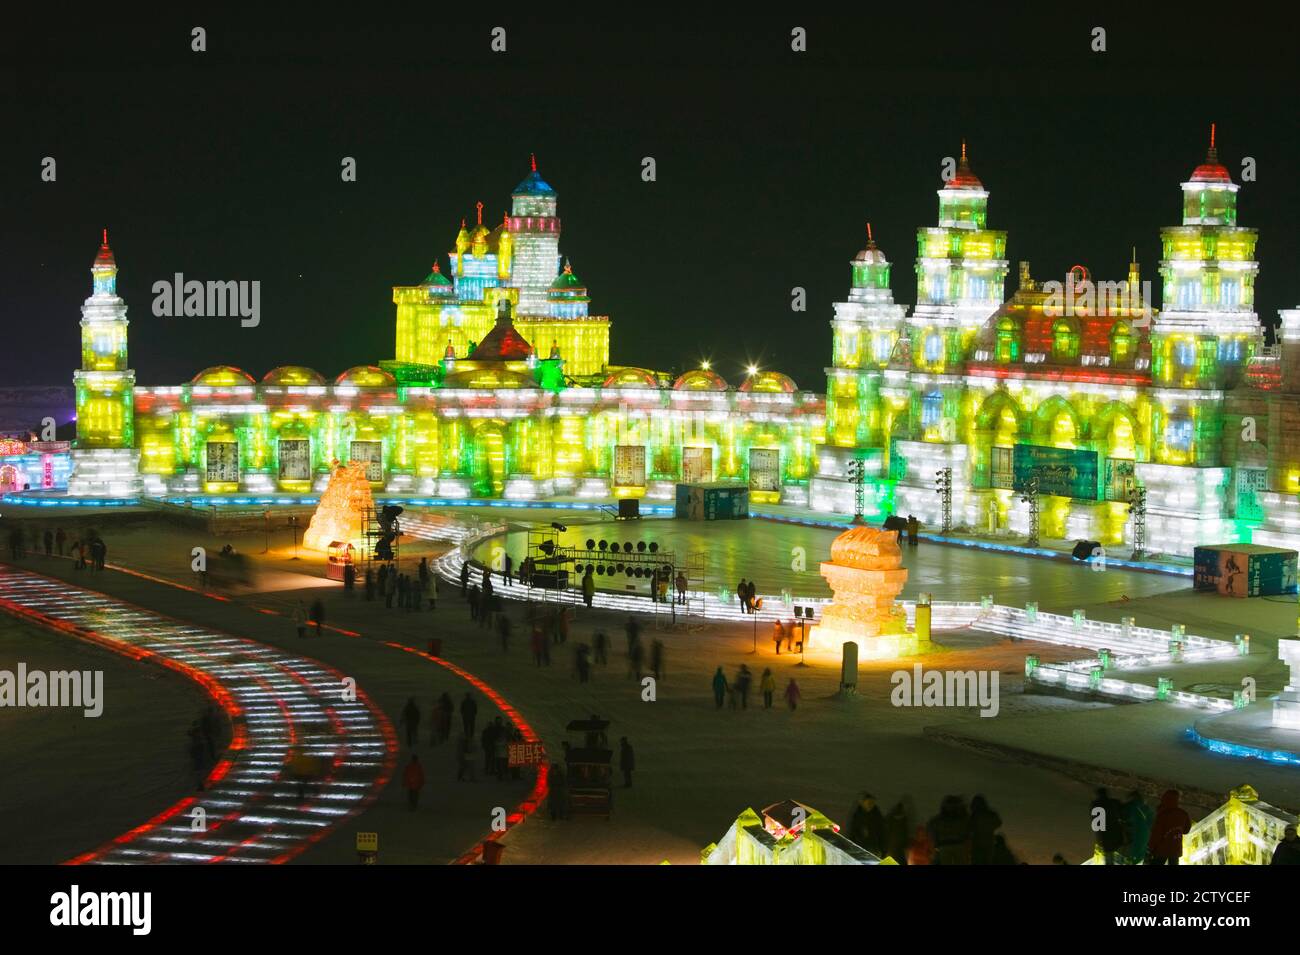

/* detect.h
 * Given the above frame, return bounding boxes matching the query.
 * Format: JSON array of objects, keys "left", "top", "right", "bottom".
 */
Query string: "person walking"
[
  {"left": 43, "top": 529, "right": 53, "bottom": 556},
  {"left": 293, "top": 601, "right": 308, "bottom": 639},
  {"left": 575, "top": 643, "right": 591, "bottom": 684},
  {"left": 429, "top": 573, "right": 439, "bottom": 611},
  {"left": 711, "top": 666, "right": 728, "bottom": 709},
  {"left": 745, "top": 580, "right": 758, "bottom": 612},
  {"left": 736, "top": 578, "right": 749, "bottom": 613},
  {"left": 309, "top": 598, "right": 325, "bottom": 637},
  {"left": 783, "top": 677, "right": 801, "bottom": 711},
  {"left": 403, "top": 754, "right": 425, "bottom": 810},
  {"left": 55, "top": 527, "right": 66, "bottom": 556},
  {"left": 384, "top": 568, "right": 397, "bottom": 609},
  {"left": 619, "top": 737, "right": 635, "bottom": 788},
  {"left": 968, "top": 794, "right": 1003, "bottom": 865},
  {"left": 493, "top": 720, "right": 509, "bottom": 780},
  {"left": 1149, "top": 789, "right": 1191, "bottom": 865},
  {"left": 773, "top": 619, "right": 785, "bottom": 654},
  {"left": 531, "top": 623, "right": 546, "bottom": 666},
  {"left": 885, "top": 799, "right": 911, "bottom": 864},
  {"left": 460, "top": 560, "right": 470, "bottom": 597},
  {"left": 460, "top": 691, "right": 478, "bottom": 739},
  {"left": 929, "top": 795, "right": 972, "bottom": 865},
  {"left": 675, "top": 570, "right": 687, "bottom": 605},
  {"left": 548, "top": 761, "right": 568, "bottom": 820},
  {"left": 434, "top": 692, "right": 453, "bottom": 744},
  {"left": 736, "top": 664, "right": 752, "bottom": 709},
  {"left": 1091, "top": 787, "right": 1127, "bottom": 865},
  {"left": 503, "top": 554, "right": 513, "bottom": 586},
  {"left": 593, "top": 629, "right": 608, "bottom": 665},
  {"left": 364, "top": 567, "right": 375, "bottom": 601},
  {"left": 649, "top": 639, "right": 664, "bottom": 682},
  {"left": 1123, "top": 790, "right": 1155, "bottom": 865},
  {"left": 400, "top": 697, "right": 421, "bottom": 748},
  {"left": 848, "top": 793, "right": 887, "bottom": 858},
  {"left": 1270, "top": 826, "right": 1300, "bottom": 864},
  {"left": 498, "top": 613, "right": 512, "bottom": 653},
  {"left": 480, "top": 574, "right": 494, "bottom": 628},
  {"left": 628, "top": 640, "right": 644, "bottom": 680},
  {"left": 582, "top": 566, "right": 595, "bottom": 608},
  {"left": 760, "top": 667, "right": 775, "bottom": 709}
]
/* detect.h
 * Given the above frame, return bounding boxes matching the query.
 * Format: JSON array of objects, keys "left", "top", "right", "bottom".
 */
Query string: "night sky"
[{"left": 6, "top": 13, "right": 1300, "bottom": 390}]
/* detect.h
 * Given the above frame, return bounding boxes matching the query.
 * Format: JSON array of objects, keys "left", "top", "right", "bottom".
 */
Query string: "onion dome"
[
  {"left": 93, "top": 228, "right": 116, "bottom": 268},
  {"left": 335, "top": 365, "right": 397, "bottom": 387},
  {"left": 548, "top": 340, "right": 562, "bottom": 360},
  {"left": 454, "top": 218, "right": 470, "bottom": 255},
  {"left": 261, "top": 366, "right": 326, "bottom": 386},
  {"left": 602, "top": 367, "right": 660, "bottom": 388},
  {"left": 739, "top": 370, "right": 798, "bottom": 393},
  {"left": 191, "top": 365, "right": 256, "bottom": 387},
  {"left": 672, "top": 369, "right": 730, "bottom": 391},
  {"left": 548, "top": 260, "right": 590, "bottom": 301},
  {"left": 512, "top": 153, "right": 556, "bottom": 197},
  {"left": 944, "top": 141, "right": 984, "bottom": 190},
  {"left": 1190, "top": 123, "right": 1232, "bottom": 183},
  {"left": 444, "top": 339, "right": 456, "bottom": 359},
  {"left": 853, "top": 222, "right": 888, "bottom": 265}
]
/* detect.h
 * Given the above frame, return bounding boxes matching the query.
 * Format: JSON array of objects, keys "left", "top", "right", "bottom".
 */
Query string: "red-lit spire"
[
  {"left": 94, "top": 228, "right": 116, "bottom": 267},
  {"left": 432, "top": 261, "right": 441, "bottom": 274},
  {"left": 866, "top": 222, "right": 875, "bottom": 248},
  {"left": 475, "top": 201, "right": 483, "bottom": 226},
  {"left": 1190, "top": 123, "right": 1231, "bottom": 183},
  {"left": 530, "top": 153, "right": 537, "bottom": 172},
  {"left": 945, "top": 141, "right": 984, "bottom": 190}
]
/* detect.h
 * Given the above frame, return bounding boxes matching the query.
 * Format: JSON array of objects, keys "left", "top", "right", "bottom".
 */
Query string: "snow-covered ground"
[{"left": 2, "top": 508, "right": 1296, "bottom": 865}]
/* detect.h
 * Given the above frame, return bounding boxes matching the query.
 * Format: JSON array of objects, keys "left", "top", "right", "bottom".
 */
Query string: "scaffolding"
[{"left": 362, "top": 504, "right": 400, "bottom": 570}]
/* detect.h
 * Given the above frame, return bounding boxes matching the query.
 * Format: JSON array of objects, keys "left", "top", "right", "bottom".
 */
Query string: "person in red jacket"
[
  {"left": 403, "top": 753, "right": 426, "bottom": 810},
  {"left": 1148, "top": 789, "right": 1191, "bottom": 864}
]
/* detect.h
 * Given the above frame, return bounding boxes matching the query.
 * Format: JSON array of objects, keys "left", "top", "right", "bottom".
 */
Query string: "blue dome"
[{"left": 512, "top": 169, "right": 555, "bottom": 197}]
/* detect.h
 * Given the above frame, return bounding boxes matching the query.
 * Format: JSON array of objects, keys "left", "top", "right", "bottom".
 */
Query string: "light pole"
[
  {"left": 1018, "top": 473, "right": 1040, "bottom": 547},
  {"left": 848, "top": 458, "right": 866, "bottom": 524},
  {"left": 935, "top": 467, "right": 953, "bottom": 534},
  {"left": 1128, "top": 485, "right": 1147, "bottom": 560}
]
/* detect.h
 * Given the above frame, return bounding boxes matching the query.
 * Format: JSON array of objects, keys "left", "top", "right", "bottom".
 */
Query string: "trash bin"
[
  {"left": 428, "top": 638, "right": 442, "bottom": 657},
  {"left": 481, "top": 840, "right": 505, "bottom": 865}
]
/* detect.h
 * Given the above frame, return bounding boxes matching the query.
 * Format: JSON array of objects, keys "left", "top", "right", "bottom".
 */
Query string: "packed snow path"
[{"left": 0, "top": 566, "right": 395, "bottom": 864}]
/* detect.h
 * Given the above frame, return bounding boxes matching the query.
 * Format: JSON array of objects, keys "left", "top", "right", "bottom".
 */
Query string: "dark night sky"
[{"left": 5, "top": 12, "right": 1300, "bottom": 390}]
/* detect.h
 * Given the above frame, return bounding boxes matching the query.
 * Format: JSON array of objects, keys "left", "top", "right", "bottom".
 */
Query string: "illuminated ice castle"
[
  {"left": 63, "top": 139, "right": 1300, "bottom": 558},
  {"left": 67, "top": 160, "right": 821, "bottom": 502},
  {"left": 812, "top": 131, "right": 1300, "bottom": 557}
]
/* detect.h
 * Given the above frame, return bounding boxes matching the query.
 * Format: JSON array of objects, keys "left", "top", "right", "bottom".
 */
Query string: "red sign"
[{"left": 507, "top": 742, "right": 545, "bottom": 767}]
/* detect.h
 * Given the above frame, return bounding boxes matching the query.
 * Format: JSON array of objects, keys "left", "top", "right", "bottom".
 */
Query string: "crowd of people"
[
  {"left": 364, "top": 556, "right": 439, "bottom": 612},
  {"left": 5, "top": 523, "right": 106, "bottom": 570}
]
